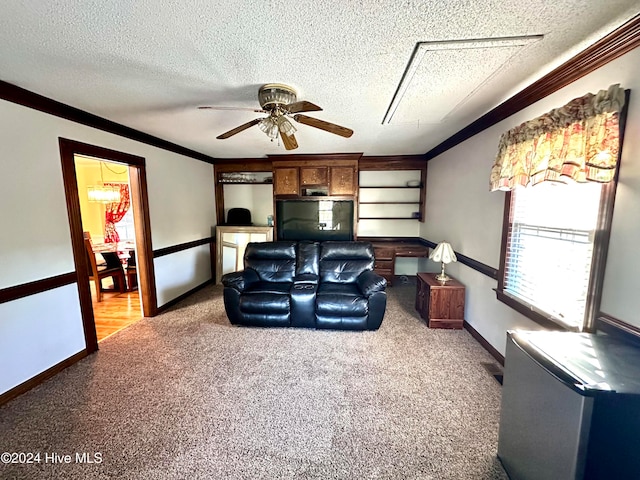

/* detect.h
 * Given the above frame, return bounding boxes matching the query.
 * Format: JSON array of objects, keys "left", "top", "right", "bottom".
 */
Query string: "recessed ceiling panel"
[{"left": 384, "top": 36, "right": 543, "bottom": 125}]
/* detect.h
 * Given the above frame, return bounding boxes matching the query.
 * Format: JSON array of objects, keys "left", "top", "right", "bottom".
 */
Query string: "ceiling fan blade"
[
  {"left": 216, "top": 118, "right": 262, "bottom": 139},
  {"left": 293, "top": 114, "right": 353, "bottom": 138},
  {"left": 285, "top": 101, "right": 322, "bottom": 114},
  {"left": 199, "top": 106, "right": 266, "bottom": 113},
  {"left": 280, "top": 131, "right": 298, "bottom": 150}
]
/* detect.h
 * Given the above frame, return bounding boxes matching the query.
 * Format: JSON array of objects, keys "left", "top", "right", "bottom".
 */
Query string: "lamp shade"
[{"left": 429, "top": 242, "right": 457, "bottom": 264}]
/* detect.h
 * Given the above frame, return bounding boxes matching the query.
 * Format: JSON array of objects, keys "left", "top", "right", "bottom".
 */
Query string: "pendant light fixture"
[{"left": 87, "top": 161, "right": 122, "bottom": 203}]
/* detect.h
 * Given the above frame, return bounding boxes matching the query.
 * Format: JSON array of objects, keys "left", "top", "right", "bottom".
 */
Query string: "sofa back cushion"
[
  {"left": 244, "top": 241, "right": 297, "bottom": 283},
  {"left": 319, "top": 241, "right": 375, "bottom": 284},
  {"left": 296, "top": 241, "right": 320, "bottom": 277}
]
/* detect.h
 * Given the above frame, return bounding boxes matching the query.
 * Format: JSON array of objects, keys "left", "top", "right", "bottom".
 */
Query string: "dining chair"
[
  {"left": 83, "top": 231, "right": 106, "bottom": 266},
  {"left": 126, "top": 250, "right": 137, "bottom": 291},
  {"left": 84, "top": 237, "right": 126, "bottom": 302}
]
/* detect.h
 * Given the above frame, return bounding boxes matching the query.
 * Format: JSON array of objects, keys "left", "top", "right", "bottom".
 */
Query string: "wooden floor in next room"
[{"left": 90, "top": 286, "right": 142, "bottom": 342}]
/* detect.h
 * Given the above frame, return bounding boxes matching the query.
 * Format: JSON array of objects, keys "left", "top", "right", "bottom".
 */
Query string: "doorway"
[
  {"left": 75, "top": 155, "right": 141, "bottom": 341},
  {"left": 59, "top": 138, "right": 157, "bottom": 353}
]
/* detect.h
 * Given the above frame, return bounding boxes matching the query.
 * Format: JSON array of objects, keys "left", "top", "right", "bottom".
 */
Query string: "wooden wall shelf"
[
  {"left": 213, "top": 154, "right": 427, "bottom": 229},
  {"left": 358, "top": 165, "right": 426, "bottom": 224}
]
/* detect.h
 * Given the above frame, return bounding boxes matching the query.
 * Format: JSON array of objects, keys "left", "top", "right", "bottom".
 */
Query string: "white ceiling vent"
[{"left": 382, "top": 35, "right": 543, "bottom": 125}]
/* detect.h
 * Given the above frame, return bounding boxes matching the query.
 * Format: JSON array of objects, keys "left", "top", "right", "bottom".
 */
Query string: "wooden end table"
[{"left": 415, "top": 272, "right": 465, "bottom": 329}]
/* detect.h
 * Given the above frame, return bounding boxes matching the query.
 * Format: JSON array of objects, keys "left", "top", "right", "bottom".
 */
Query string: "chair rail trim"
[{"left": 0, "top": 272, "right": 77, "bottom": 304}]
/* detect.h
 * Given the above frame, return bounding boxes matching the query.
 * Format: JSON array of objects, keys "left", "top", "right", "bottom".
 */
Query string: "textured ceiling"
[{"left": 1, "top": 1, "right": 639, "bottom": 159}]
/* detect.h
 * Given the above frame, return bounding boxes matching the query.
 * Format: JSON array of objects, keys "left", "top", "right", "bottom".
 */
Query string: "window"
[
  {"left": 492, "top": 85, "right": 627, "bottom": 332},
  {"left": 114, "top": 208, "right": 135, "bottom": 242},
  {"left": 499, "top": 182, "right": 606, "bottom": 330}
]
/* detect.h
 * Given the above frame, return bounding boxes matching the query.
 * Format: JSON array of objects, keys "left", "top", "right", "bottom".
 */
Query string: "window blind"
[{"left": 503, "top": 182, "right": 602, "bottom": 329}]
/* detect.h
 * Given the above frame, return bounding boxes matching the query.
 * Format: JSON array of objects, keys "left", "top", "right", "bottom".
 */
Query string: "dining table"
[
  {"left": 91, "top": 241, "right": 136, "bottom": 291},
  {"left": 92, "top": 241, "right": 135, "bottom": 266}
]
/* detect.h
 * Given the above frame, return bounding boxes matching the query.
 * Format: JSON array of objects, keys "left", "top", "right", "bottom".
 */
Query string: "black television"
[{"left": 276, "top": 199, "right": 354, "bottom": 241}]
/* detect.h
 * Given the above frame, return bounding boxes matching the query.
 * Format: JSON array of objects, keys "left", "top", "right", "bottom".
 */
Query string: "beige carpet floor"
[{"left": 0, "top": 281, "right": 508, "bottom": 479}]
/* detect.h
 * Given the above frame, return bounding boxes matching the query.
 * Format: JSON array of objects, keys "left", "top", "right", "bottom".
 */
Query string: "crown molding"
[{"left": 0, "top": 80, "right": 218, "bottom": 164}]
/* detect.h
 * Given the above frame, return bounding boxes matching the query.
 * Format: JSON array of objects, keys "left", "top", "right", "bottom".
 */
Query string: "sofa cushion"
[
  {"left": 240, "top": 291, "right": 290, "bottom": 314},
  {"left": 238, "top": 312, "right": 290, "bottom": 327},
  {"left": 316, "top": 284, "right": 368, "bottom": 317},
  {"left": 244, "top": 241, "right": 297, "bottom": 283},
  {"left": 316, "top": 315, "right": 368, "bottom": 330},
  {"left": 317, "top": 283, "right": 361, "bottom": 296},
  {"left": 296, "top": 241, "right": 319, "bottom": 276},
  {"left": 319, "top": 241, "right": 375, "bottom": 284},
  {"left": 245, "top": 281, "right": 292, "bottom": 295}
]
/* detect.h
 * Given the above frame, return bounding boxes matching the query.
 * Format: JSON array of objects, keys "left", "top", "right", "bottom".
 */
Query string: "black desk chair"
[{"left": 226, "top": 208, "right": 252, "bottom": 225}]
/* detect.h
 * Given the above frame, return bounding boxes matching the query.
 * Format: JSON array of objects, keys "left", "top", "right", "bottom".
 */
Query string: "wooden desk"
[{"left": 367, "top": 239, "right": 430, "bottom": 286}]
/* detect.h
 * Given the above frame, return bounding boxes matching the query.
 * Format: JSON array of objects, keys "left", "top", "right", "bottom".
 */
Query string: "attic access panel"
[{"left": 383, "top": 35, "right": 543, "bottom": 125}]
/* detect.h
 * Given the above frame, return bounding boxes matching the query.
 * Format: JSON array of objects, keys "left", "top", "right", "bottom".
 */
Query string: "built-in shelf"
[
  {"left": 218, "top": 171, "right": 273, "bottom": 184},
  {"left": 358, "top": 171, "right": 424, "bottom": 223}
]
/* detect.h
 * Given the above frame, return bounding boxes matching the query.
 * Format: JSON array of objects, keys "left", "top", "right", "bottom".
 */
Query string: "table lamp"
[{"left": 429, "top": 242, "right": 457, "bottom": 282}]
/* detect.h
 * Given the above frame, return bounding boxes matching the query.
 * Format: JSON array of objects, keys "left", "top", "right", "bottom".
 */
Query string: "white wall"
[
  {"left": 422, "top": 46, "right": 640, "bottom": 354},
  {"left": 0, "top": 98, "right": 216, "bottom": 396},
  {"left": 0, "top": 285, "right": 86, "bottom": 393},
  {"left": 146, "top": 153, "right": 215, "bottom": 250},
  {"left": 154, "top": 244, "right": 212, "bottom": 306},
  {"left": 223, "top": 184, "right": 273, "bottom": 226}
]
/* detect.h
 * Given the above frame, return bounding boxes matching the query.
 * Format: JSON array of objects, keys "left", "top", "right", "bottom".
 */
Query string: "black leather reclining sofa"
[{"left": 221, "top": 240, "right": 387, "bottom": 330}]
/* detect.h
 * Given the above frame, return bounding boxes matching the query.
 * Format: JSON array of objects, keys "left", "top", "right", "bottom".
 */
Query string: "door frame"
[{"left": 59, "top": 138, "right": 157, "bottom": 353}]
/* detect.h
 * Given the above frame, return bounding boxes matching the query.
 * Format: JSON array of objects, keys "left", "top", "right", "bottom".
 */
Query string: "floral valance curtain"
[
  {"left": 104, "top": 183, "right": 130, "bottom": 243},
  {"left": 490, "top": 84, "right": 625, "bottom": 192}
]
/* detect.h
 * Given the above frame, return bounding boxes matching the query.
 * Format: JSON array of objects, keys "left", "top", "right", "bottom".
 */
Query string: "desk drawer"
[
  {"left": 373, "top": 254, "right": 394, "bottom": 285},
  {"left": 374, "top": 247, "right": 395, "bottom": 260},
  {"left": 395, "top": 245, "right": 429, "bottom": 257},
  {"left": 374, "top": 259, "right": 393, "bottom": 270}
]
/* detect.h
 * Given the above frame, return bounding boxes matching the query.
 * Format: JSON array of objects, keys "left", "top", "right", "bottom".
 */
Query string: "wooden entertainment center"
[{"left": 214, "top": 153, "right": 429, "bottom": 284}]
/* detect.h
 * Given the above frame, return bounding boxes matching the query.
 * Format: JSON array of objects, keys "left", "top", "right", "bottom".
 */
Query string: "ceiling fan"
[{"left": 198, "top": 84, "right": 353, "bottom": 150}]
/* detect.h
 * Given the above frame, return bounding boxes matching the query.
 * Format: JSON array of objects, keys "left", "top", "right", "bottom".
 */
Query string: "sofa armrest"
[
  {"left": 221, "top": 271, "right": 245, "bottom": 291},
  {"left": 222, "top": 268, "right": 260, "bottom": 291},
  {"left": 357, "top": 270, "right": 387, "bottom": 297}
]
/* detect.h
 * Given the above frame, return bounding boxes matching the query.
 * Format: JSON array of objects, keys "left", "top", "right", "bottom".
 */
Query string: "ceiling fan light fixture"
[
  {"left": 258, "top": 117, "right": 279, "bottom": 139},
  {"left": 277, "top": 116, "right": 297, "bottom": 136},
  {"left": 258, "top": 84, "right": 297, "bottom": 110}
]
